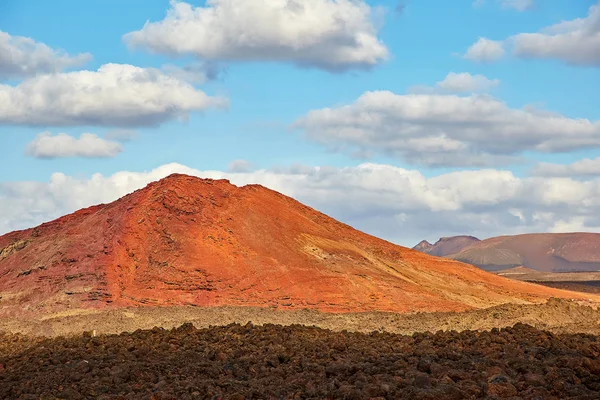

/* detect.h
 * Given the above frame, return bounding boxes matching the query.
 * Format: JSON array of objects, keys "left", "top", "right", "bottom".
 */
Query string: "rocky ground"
[
  {"left": 1, "top": 322, "right": 600, "bottom": 399},
  {"left": 2, "top": 298, "right": 600, "bottom": 338},
  {"left": 2, "top": 299, "right": 600, "bottom": 399}
]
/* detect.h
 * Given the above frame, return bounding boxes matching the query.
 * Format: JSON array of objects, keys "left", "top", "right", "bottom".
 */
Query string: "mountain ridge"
[{"left": 414, "top": 233, "right": 600, "bottom": 272}]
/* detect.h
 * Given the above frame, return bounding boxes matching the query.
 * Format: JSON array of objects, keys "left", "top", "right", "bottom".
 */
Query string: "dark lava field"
[{"left": 1, "top": 322, "right": 600, "bottom": 400}]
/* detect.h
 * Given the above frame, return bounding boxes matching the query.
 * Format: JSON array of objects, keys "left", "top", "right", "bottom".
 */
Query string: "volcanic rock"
[
  {"left": 0, "top": 174, "right": 598, "bottom": 317},
  {"left": 2, "top": 323, "right": 600, "bottom": 399}
]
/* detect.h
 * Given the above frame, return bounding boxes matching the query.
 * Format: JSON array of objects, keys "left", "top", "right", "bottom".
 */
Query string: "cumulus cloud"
[
  {"left": 532, "top": 158, "right": 600, "bottom": 178},
  {"left": 2, "top": 162, "right": 600, "bottom": 246},
  {"left": 104, "top": 129, "right": 139, "bottom": 142},
  {"left": 0, "top": 30, "right": 92, "bottom": 80},
  {"left": 123, "top": 0, "right": 388, "bottom": 71},
  {"left": 409, "top": 72, "right": 500, "bottom": 94},
  {"left": 436, "top": 72, "right": 499, "bottom": 93},
  {"left": 161, "top": 62, "right": 224, "bottom": 84},
  {"left": 466, "top": 2, "right": 600, "bottom": 66},
  {"left": 463, "top": 37, "right": 506, "bottom": 62},
  {"left": 227, "top": 159, "right": 255, "bottom": 173},
  {"left": 24, "top": 132, "right": 122, "bottom": 159},
  {"left": 510, "top": 2, "right": 600, "bottom": 66},
  {"left": 292, "top": 91, "right": 600, "bottom": 167},
  {"left": 0, "top": 63, "right": 228, "bottom": 127}
]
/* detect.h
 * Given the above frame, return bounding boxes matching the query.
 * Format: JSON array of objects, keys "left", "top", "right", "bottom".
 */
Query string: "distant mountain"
[
  {"left": 413, "top": 236, "right": 480, "bottom": 257},
  {"left": 414, "top": 233, "right": 600, "bottom": 272},
  {"left": 413, "top": 240, "right": 433, "bottom": 253}
]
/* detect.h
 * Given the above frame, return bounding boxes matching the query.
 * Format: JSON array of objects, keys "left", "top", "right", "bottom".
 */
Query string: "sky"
[{"left": 1, "top": 0, "right": 600, "bottom": 247}]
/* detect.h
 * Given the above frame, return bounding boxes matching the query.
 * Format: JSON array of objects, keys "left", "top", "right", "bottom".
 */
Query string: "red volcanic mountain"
[
  {"left": 0, "top": 174, "right": 597, "bottom": 317},
  {"left": 416, "top": 233, "right": 600, "bottom": 272}
]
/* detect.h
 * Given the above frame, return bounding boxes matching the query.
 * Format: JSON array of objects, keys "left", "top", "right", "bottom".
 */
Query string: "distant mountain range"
[{"left": 413, "top": 233, "right": 600, "bottom": 272}]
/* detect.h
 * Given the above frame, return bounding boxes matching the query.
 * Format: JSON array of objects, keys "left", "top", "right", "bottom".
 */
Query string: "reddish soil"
[
  {"left": 1, "top": 174, "right": 598, "bottom": 317},
  {"left": 2, "top": 323, "right": 600, "bottom": 399}
]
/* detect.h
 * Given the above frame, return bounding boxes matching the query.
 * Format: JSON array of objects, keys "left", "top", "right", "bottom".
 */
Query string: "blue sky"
[{"left": 1, "top": 0, "right": 600, "bottom": 245}]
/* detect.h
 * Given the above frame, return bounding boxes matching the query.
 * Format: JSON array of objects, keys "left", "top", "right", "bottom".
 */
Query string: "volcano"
[{"left": 0, "top": 174, "right": 597, "bottom": 317}]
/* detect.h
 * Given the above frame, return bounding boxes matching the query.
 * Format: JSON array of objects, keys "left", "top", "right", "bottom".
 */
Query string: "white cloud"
[
  {"left": 123, "top": 0, "right": 388, "bottom": 71},
  {"left": 292, "top": 90, "right": 600, "bottom": 167},
  {"left": 104, "top": 129, "right": 138, "bottom": 142},
  {"left": 24, "top": 132, "right": 123, "bottom": 159},
  {"left": 532, "top": 157, "right": 600, "bottom": 178},
  {"left": 0, "top": 63, "right": 228, "bottom": 127},
  {"left": 548, "top": 216, "right": 587, "bottom": 233},
  {"left": 161, "top": 62, "right": 223, "bottom": 84},
  {"left": 510, "top": 2, "right": 600, "bottom": 66},
  {"left": 437, "top": 72, "right": 499, "bottom": 93},
  {"left": 3, "top": 162, "right": 600, "bottom": 246},
  {"left": 0, "top": 30, "right": 92, "bottom": 80},
  {"left": 227, "top": 159, "right": 254, "bottom": 173},
  {"left": 410, "top": 72, "right": 500, "bottom": 94},
  {"left": 466, "top": 2, "right": 600, "bottom": 66},
  {"left": 463, "top": 37, "right": 506, "bottom": 62}
]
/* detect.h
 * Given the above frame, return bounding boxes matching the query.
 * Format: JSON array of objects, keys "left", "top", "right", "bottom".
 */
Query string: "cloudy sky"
[{"left": 1, "top": 0, "right": 600, "bottom": 247}]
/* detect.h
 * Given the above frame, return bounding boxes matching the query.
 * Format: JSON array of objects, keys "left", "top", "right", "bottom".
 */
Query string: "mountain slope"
[
  {"left": 414, "top": 233, "right": 600, "bottom": 272},
  {"left": 1, "top": 174, "right": 597, "bottom": 317}
]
